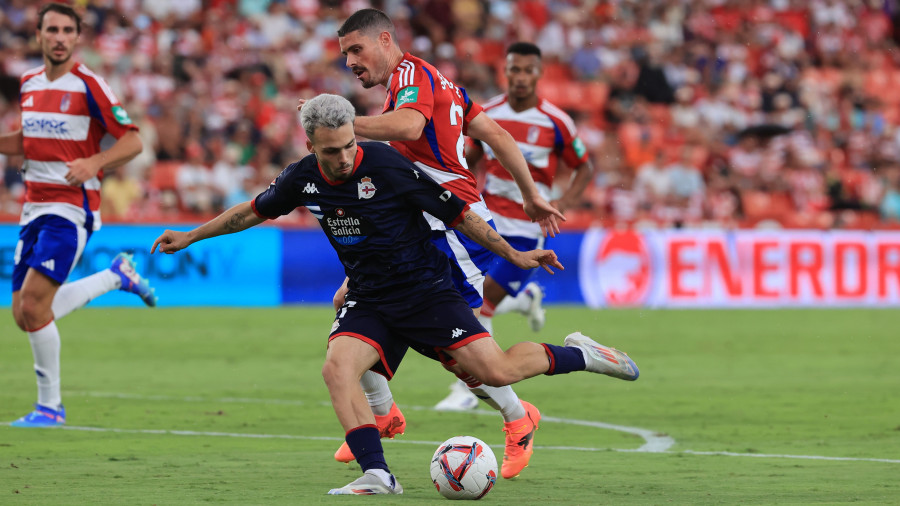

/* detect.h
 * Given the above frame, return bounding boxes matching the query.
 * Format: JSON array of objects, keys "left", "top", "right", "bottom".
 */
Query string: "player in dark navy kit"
[{"left": 151, "top": 94, "right": 639, "bottom": 496}]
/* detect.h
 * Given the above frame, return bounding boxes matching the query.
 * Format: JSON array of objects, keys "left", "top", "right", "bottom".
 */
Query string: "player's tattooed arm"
[
  {"left": 223, "top": 210, "right": 249, "bottom": 233},
  {"left": 454, "top": 209, "right": 564, "bottom": 274},
  {"left": 152, "top": 200, "right": 266, "bottom": 254},
  {"left": 464, "top": 211, "right": 502, "bottom": 244}
]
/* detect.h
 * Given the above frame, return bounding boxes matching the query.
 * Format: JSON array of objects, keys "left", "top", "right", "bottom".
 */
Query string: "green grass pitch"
[{"left": 1, "top": 306, "right": 898, "bottom": 504}]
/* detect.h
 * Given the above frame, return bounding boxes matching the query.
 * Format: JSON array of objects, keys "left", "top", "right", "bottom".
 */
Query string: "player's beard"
[
  {"left": 45, "top": 45, "right": 73, "bottom": 65},
  {"left": 356, "top": 68, "right": 378, "bottom": 89}
]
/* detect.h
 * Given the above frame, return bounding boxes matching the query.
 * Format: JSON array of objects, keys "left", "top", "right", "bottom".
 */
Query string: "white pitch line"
[
  {"left": 69, "top": 391, "right": 673, "bottom": 452},
  {"left": 27, "top": 425, "right": 900, "bottom": 465},
  {"left": 43, "top": 391, "right": 900, "bottom": 465}
]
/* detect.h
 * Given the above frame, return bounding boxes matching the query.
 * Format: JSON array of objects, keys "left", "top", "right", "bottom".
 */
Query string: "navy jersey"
[{"left": 252, "top": 141, "right": 469, "bottom": 302}]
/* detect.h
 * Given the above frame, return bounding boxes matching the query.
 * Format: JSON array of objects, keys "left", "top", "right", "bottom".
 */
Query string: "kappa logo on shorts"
[{"left": 451, "top": 328, "right": 465, "bottom": 339}]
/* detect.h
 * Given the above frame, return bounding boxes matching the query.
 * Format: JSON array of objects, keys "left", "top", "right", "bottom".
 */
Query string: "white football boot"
[
  {"left": 327, "top": 471, "right": 403, "bottom": 495},
  {"left": 524, "top": 282, "right": 546, "bottom": 332},
  {"left": 564, "top": 332, "right": 639, "bottom": 381},
  {"left": 434, "top": 379, "right": 479, "bottom": 411}
]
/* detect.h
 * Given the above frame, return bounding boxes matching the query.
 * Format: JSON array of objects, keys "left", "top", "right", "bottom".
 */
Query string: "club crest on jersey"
[
  {"left": 60, "top": 93, "right": 71, "bottom": 112},
  {"left": 357, "top": 177, "right": 376, "bottom": 199},
  {"left": 527, "top": 126, "right": 540, "bottom": 144}
]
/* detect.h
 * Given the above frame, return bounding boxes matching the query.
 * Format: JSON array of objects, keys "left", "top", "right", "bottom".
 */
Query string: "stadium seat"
[{"left": 149, "top": 161, "right": 180, "bottom": 191}]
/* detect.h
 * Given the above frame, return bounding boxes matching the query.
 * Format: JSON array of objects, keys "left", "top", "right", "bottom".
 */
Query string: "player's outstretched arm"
[
  {"left": 466, "top": 112, "right": 564, "bottom": 237},
  {"left": 454, "top": 209, "right": 563, "bottom": 274},
  {"left": 0, "top": 129, "right": 24, "bottom": 156},
  {"left": 151, "top": 200, "right": 266, "bottom": 254}
]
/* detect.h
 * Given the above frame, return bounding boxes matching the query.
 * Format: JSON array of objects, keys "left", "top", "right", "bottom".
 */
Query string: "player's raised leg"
[
  {"left": 323, "top": 336, "right": 402, "bottom": 495},
  {"left": 447, "top": 331, "right": 639, "bottom": 387}
]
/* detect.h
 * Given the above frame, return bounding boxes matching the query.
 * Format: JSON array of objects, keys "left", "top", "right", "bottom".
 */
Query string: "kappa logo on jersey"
[
  {"left": 111, "top": 105, "right": 132, "bottom": 125},
  {"left": 303, "top": 182, "right": 319, "bottom": 193},
  {"left": 60, "top": 93, "right": 71, "bottom": 113},
  {"left": 579, "top": 230, "right": 652, "bottom": 308},
  {"left": 396, "top": 87, "right": 419, "bottom": 107},
  {"left": 22, "top": 95, "right": 34, "bottom": 108},
  {"left": 41, "top": 259, "right": 56, "bottom": 271},
  {"left": 357, "top": 177, "right": 376, "bottom": 199},
  {"left": 451, "top": 328, "right": 465, "bottom": 339}
]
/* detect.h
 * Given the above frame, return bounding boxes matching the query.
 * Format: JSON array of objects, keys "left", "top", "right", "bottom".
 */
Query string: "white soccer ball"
[{"left": 430, "top": 435, "right": 498, "bottom": 500}]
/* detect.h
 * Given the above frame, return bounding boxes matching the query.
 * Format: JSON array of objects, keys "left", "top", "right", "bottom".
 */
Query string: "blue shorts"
[
  {"left": 13, "top": 215, "right": 89, "bottom": 292},
  {"left": 487, "top": 235, "right": 543, "bottom": 296},
  {"left": 430, "top": 222, "right": 498, "bottom": 308},
  {"left": 328, "top": 289, "right": 490, "bottom": 379}
]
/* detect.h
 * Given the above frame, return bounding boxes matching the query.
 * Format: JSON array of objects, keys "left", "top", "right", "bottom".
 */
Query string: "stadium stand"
[{"left": 2, "top": 0, "right": 900, "bottom": 230}]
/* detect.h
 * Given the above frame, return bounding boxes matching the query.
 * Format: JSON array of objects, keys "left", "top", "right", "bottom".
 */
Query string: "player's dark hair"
[
  {"left": 38, "top": 2, "right": 82, "bottom": 34},
  {"left": 507, "top": 42, "right": 542, "bottom": 59},
  {"left": 338, "top": 8, "right": 395, "bottom": 39}
]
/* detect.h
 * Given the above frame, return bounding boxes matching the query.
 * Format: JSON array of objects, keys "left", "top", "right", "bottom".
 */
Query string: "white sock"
[
  {"left": 52, "top": 269, "right": 119, "bottom": 319},
  {"left": 477, "top": 314, "right": 493, "bottom": 334},
  {"left": 467, "top": 384, "right": 525, "bottom": 422},
  {"left": 28, "top": 320, "right": 62, "bottom": 409},
  {"left": 360, "top": 370, "right": 394, "bottom": 416},
  {"left": 366, "top": 468, "right": 393, "bottom": 486},
  {"left": 495, "top": 291, "right": 530, "bottom": 315}
]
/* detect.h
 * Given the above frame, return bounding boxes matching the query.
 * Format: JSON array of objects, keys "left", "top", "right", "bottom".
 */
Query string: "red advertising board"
[{"left": 579, "top": 229, "right": 900, "bottom": 307}]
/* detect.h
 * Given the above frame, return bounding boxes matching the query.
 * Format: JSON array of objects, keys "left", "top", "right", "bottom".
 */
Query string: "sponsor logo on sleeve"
[
  {"left": 111, "top": 105, "right": 133, "bottom": 125},
  {"left": 572, "top": 137, "right": 587, "bottom": 158},
  {"left": 396, "top": 87, "right": 419, "bottom": 107}
]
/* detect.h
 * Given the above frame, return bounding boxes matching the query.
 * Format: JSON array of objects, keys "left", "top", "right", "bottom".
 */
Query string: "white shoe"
[
  {"left": 564, "top": 332, "right": 639, "bottom": 381},
  {"left": 327, "top": 471, "right": 403, "bottom": 495},
  {"left": 434, "top": 380, "right": 479, "bottom": 411},
  {"left": 524, "top": 282, "right": 545, "bottom": 332}
]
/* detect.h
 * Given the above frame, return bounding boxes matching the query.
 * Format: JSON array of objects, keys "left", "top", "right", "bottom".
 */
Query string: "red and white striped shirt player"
[
  {"left": 2, "top": 4, "right": 154, "bottom": 430},
  {"left": 19, "top": 62, "right": 137, "bottom": 231},
  {"left": 477, "top": 94, "right": 590, "bottom": 239}
]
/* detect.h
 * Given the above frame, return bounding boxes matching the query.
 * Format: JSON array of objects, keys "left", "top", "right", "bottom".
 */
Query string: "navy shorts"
[
  {"left": 487, "top": 235, "right": 543, "bottom": 296},
  {"left": 13, "top": 215, "right": 88, "bottom": 291},
  {"left": 328, "top": 289, "right": 490, "bottom": 379}
]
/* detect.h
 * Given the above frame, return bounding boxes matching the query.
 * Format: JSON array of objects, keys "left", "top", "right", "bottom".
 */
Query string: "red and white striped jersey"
[
  {"left": 479, "top": 94, "right": 589, "bottom": 238},
  {"left": 383, "top": 52, "right": 484, "bottom": 205},
  {"left": 19, "top": 63, "right": 138, "bottom": 231}
]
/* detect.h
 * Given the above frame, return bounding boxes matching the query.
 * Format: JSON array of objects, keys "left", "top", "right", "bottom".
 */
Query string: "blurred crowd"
[{"left": 2, "top": 0, "right": 900, "bottom": 229}]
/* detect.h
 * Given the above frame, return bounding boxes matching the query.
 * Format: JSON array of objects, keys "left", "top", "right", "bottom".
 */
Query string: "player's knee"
[
  {"left": 321, "top": 358, "right": 341, "bottom": 387},
  {"left": 16, "top": 293, "right": 50, "bottom": 331},
  {"left": 321, "top": 356, "right": 355, "bottom": 388}
]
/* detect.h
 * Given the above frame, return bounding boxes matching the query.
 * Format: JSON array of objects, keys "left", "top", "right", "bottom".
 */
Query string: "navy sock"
[
  {"left": 541, "top": 343, "right": 586, "bottom": 375},
  {"left": 345, "top": 425, "right": 390, "bottom": 473}
]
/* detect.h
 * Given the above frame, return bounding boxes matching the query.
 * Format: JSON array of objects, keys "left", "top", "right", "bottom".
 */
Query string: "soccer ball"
[{"left": 430, "top": 435, "right": 498, "bottom": 500}]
